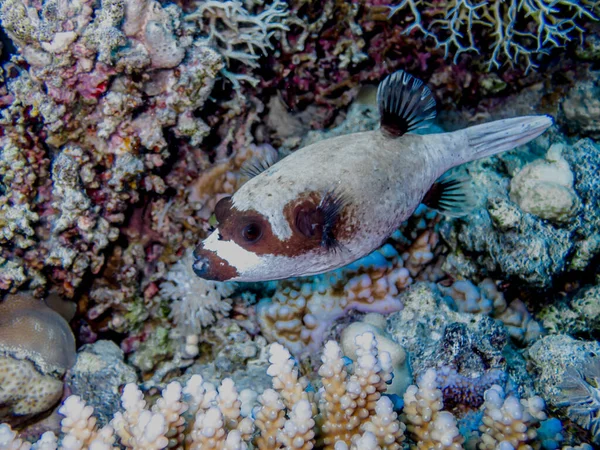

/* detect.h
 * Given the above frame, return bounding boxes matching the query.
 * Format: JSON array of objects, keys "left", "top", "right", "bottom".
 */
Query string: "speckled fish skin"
[{"left": 193, "top": 72, "right": 553, "bottom": 282}]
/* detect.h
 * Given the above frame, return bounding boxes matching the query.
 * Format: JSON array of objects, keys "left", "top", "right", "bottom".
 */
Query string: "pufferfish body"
[{"left": 193, "top": 70, "right": 553, "bottom": 282}]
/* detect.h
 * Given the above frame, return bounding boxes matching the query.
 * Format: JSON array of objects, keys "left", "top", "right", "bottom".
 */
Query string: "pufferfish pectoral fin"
[
  {"left": 422, "top": 171, "right": 478, "bottom": 217},
  {"left": 241, "top": 150, "right": 282, "bottom": 179},
  {"left": 377, "top": 70, "right": 437, "bottom": 137}
]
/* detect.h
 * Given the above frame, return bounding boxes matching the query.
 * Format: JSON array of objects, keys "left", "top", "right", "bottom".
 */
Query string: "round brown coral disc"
[{"left": 0, "top": 292, "right": 76, "bottom": 425}]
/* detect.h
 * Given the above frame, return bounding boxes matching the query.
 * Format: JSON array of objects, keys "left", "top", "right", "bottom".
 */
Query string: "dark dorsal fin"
[
  {"left": 241, "top": 150, "right": 281, "bottom": 179},
  {"left": 422, "top": 172, "right": 477, "bottom": 217},
  {"left": 377, "top": 70, "right": 437, "bottom": 137}
]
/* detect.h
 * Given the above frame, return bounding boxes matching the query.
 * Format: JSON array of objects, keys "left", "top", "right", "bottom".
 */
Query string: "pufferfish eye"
[{"left": 242, "top": 223, "right": 262, "bottom": 243}]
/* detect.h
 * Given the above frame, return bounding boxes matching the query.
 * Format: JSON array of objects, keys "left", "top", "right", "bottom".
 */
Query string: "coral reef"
[
  {"left": 0, "top": 0, "right": 599, "bottom": 447},
  {"left": 160, "top": 249, "right": 237, "bottom": 357},
  {"left": 561, "top": 77, "right": 600, "bottom": 139},
  {"left": 0, "top": 334, "right": 563, "bottom": 449},
  {"left": 65, "top": 340, "right": 138, "bottom": 427},
  {"left": 509, "top": 143, "right": 579, "bottom": 223},
  {"left": 441, "top": 138, "right": 600, "bottom": 288},
  {"left": 257, "top": 241, "right": 415, "bottom": 356},
  {"left": 528, "top": 335, "right": 600, "bottom": 444},
  {"left": 539, "top": 284, "right": 600, "bottom": 337},
  {"left": 340, "top": 313, "right": 411, "bottom": 397},
  {"left": 0, "top": 0, "right": 225, "bottom": 295},
  {"left": 0, "top": 292, "right": 76, "bottom": 425},
  {"left": 388, "top": 0, "right": 599, "bottom": 70},
  {"left": 186, "top": 0, "right": 289, "bottom": 88}
]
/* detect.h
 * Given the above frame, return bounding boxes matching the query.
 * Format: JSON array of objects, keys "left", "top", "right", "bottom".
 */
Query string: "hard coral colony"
[{"left": 0, "top": 0, "right": 599, "bottom": 449}]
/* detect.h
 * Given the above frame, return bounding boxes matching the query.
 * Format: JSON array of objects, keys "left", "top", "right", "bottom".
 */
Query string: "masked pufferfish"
[{"left": 193, "top": 70, "right": 553, "bottom": 282}]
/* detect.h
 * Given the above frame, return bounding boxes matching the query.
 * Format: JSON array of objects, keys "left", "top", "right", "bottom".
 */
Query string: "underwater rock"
[
  {"left": 386, "top": 283, "right": 533, "bottom": 408},
  {"left": 64, "top": 340, "right": 138, "bottom": 427},
  {"left": 442, "top": 138, "right": 600, "bottom": 288},
  {"left": 540, "top": 283, "right": 600, "bottom": 338},
  {"left": 0, "top": 293, "right": 76, "bottom": 425},
  {"left": 562, "top": 76, "right": 600, "bottom": 139},
  {"left": 528, "top": 334, "right": 600, "bottom": 444},
  {"left": 184, "top": 326, "right": 273, "bottom": 395},
  {"left": 510, "top": 143, "right": 579, "bottom": 223}
]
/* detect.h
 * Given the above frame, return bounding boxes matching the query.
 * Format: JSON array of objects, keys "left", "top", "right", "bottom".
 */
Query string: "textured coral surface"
[{"left": 0, "top": 0, "right": 599, "bottom": 447}]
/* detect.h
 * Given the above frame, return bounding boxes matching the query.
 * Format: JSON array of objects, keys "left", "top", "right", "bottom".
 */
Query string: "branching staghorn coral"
[
  {"left": 187, "top": 0, "right": 289, "bottom": 87},
  {"left": 479, "top": 384, "right": 547, "bottom": 448},
  {"left": 388, "top": 0, "right": 600, "bottom": 70},
  {"left": 257, "top": 243, "right": 412, "bottom": 356},
  {"left": 0, "top": 333, "right": 567, "bottom": 449}
]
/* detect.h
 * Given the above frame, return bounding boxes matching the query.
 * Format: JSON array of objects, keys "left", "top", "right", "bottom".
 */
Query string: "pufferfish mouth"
[{"left": 192, "top": 244, "right": 239, "bottom": 282}]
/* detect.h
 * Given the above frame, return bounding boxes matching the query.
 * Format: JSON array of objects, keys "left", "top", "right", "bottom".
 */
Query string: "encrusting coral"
[
  {"left": 0, "top": 332, "right": 570, "bottom": 449},
  {"left": 510, "top": 143, "right": 579, "bottom": 223}
]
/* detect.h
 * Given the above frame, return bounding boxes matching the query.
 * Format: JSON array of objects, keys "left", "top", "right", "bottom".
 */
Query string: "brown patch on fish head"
[
  {"left": 223, "top": 191, "right": 354, "bottom": 256},
  {"left": 193, "top": 191, "right": 357, "bottom": 280}
]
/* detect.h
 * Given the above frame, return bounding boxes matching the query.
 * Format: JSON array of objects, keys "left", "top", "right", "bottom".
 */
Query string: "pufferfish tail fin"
[
  {"left": 377, "top": 70, "right": 437, "bottom": 137},
  {"left": 462, "top": 115, "right": 554, "bottom": 162}
]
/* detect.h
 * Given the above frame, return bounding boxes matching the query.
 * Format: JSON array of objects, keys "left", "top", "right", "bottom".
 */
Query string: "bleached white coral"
[
  {"left": 187, "top": 0, "right": 289, "bottom": 87},
  {"left": 161, "top": 249, "right": 237, "bottom": 330}
]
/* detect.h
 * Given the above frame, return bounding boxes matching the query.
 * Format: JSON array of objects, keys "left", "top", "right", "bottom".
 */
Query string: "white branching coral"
[
  {"left": 187, "top": 0, "right": 289, "bottom": 87},
  {"left": 402, "top": 369, "right": 464, "bottom": 449},
  {"left": 0, "top": 338, "right": 564, "bottom": 450},
  {"left": 161, "top": 249, "right": 237, "bottom": 331},
  {"left": 479, "top": 384, "right": 547, "bottom": 449},
  {"left": 388, "top": 0, "right": 599, "bottom": 70}
]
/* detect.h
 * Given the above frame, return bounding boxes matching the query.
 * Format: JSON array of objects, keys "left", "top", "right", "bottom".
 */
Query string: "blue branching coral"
[
  {"left": 388, "top": 0, "right": 600, "bottom": 70},
  {"left": 557, "top": 355, "right": 600, "bottom": 444}
]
